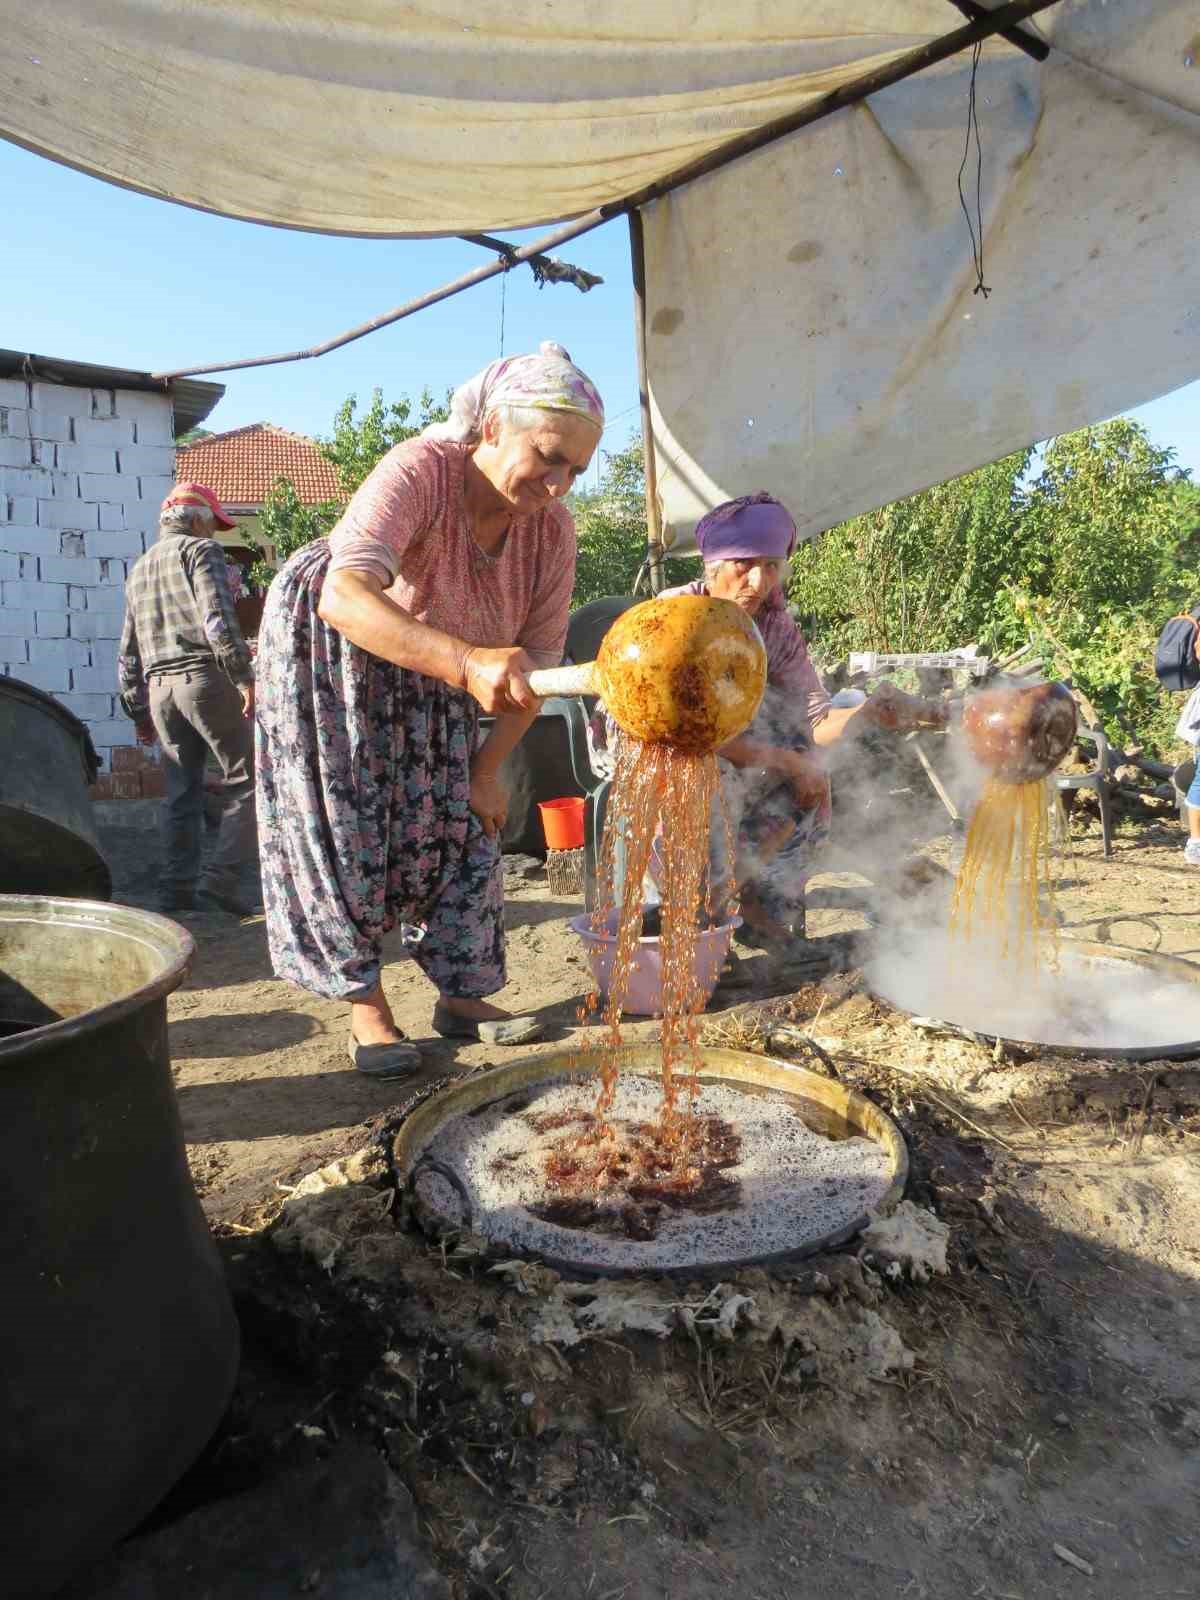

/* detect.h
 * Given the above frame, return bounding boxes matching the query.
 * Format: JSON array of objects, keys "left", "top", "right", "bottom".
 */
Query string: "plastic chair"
[{"left": 1054, "top": 726, "right": 1115, "bottom": 859}]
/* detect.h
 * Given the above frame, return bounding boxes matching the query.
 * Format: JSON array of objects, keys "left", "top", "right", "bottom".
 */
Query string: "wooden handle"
[{"left": 527, "top": 662, "right": 597, "bottom": 698}]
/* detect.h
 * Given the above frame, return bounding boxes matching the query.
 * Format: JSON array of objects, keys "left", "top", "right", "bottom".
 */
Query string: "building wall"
[{"left": 0, "top": 376, "right": 175, "bottom": 769}]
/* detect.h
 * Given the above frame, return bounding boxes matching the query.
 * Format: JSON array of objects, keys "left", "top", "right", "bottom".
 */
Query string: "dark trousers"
[{"left": 148, "top": 665, "right": 256, "bottom": 897}]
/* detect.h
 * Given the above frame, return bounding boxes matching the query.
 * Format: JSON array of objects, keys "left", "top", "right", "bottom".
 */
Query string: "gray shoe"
[
  {"left": 431, "top": 1003, "right": 544, "bottom": 1046},
  {"left": 348, "top": 1032, "right": 423, "bottom": 1080}
]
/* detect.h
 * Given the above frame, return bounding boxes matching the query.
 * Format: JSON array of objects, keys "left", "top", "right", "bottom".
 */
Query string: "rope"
[{"left": 956, "top": 41, "right": 991, "bottom": 299}]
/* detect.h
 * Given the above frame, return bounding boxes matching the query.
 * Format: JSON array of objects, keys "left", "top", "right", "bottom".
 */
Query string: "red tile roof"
[{"left": 175, "top": 423, "right": 341, "bottom": 509}]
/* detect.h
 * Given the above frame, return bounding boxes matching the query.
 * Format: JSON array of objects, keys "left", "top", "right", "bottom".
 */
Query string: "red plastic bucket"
[{"left": 538, "top": 796, "right": 586, "bottom": 850}]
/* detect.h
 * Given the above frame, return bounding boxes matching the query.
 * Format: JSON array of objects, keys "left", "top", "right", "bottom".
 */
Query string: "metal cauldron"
[
  {"left": 0, "top": 674, "right": 111, "bottom": 898},
  {"left": 0, "top": 896, "right": 239, "bottom": 1597}
]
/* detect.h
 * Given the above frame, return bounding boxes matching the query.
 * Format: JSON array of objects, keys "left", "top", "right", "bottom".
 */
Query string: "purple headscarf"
[{"left": 695, "top": 492, "right": 797, "bottom": 562}]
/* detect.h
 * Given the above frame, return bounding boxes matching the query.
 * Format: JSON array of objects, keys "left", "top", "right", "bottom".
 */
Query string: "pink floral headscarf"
[{"left": 426, "top": 340, "right": 604, "bottom": 442}]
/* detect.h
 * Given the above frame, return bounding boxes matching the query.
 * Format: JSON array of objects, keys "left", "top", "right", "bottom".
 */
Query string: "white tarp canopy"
[{"left": 2, "top": 2, "right": 1197, "bottom": 548}]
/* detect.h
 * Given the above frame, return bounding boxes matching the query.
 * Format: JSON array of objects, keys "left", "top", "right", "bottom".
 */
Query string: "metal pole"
[
  {"left": 627, "top": 208, "right": 666, "bottom": 595},
  {"left": 154, "top": 0, "right": 1062, "bottom": 380}
]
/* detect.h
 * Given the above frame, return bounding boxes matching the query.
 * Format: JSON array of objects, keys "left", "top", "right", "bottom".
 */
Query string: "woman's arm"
[
  {"left": 811, "top": 683, "right": 949, "bottom": 746},
  {"left": 717, "top": 734, "right": 828, "bottom": 809},
  {"left": 317, "top": 569, "right": 537, "bottom": 713}
]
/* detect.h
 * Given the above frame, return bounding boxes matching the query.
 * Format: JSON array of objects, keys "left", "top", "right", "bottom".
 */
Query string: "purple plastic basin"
[{"left": 569, "top": 908, "right": 740, "bottom": 1016}]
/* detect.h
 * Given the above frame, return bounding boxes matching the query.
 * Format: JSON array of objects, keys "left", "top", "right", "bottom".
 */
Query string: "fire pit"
[
  {"left": 394, "top": 1046, "right": 907, "bottom": 1278},
  {"left": 866, "top": 933, "right": 1200, "bottom": 1061}
]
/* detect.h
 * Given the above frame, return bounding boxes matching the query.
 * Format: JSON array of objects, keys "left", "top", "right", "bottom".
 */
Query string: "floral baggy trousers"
[{"left": 254, "top": 542, "right": 505, "bottom": 1001}]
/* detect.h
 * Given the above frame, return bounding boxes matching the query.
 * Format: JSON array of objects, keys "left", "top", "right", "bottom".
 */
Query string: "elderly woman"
[
  {"left": 660, "top": 493, "right": 946, "bottom": 951},
  {"left": 255, "top": 343, "right": 603, "bottom": 1077}
]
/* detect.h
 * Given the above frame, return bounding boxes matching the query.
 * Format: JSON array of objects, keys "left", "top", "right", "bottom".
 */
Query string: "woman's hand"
[
  {"left": 784, "top": 749, "right": 829, "bottom": 811},
  {"left": 463, "top": 646, "right": 538, "bottom": 714},
  {"left": 469, "top": 767, "right": 509, "bottom": 838}
]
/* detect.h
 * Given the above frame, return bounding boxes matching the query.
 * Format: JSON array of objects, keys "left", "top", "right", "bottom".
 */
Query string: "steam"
[{"left": 867, "top": 930, "right": 1200, "bottom": 1051}]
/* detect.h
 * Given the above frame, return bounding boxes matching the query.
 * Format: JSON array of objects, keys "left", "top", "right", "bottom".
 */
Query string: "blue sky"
[{"left": 3, "top": 138, "right": 1197, "bottom": 494}]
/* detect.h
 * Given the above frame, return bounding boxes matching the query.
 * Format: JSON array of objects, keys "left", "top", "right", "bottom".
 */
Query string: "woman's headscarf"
[
  {"left": 426, "top": 340, "right": 604, "bottom": 443},
  {"left": 695, "top": 492, "right": 798, "bottom": 562}
]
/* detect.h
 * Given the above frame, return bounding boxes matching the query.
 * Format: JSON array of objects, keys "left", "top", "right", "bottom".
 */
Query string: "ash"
[{"left": 416, "top": 1074, "right": 894, "bottom": 1273}]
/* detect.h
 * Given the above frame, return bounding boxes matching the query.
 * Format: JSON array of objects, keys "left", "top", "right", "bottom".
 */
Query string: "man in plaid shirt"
[{"left": 119, "top": 482, "right": 258, "bottom": 916}]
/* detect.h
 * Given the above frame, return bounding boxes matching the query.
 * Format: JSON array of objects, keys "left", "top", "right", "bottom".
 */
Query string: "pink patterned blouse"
[{"left": 326, "top": 436, "right": 576, "bottom": 670}]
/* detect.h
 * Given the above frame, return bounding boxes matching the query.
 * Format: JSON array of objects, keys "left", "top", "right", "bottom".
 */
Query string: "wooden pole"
[
  {"left": 154, "top": 0, "right": 1063, "bottom": 380},
  {"left": 627, "top": 208, "right": 666, "bottom": 594}
]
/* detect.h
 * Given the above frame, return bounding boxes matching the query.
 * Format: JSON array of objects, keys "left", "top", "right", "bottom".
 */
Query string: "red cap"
[{"left": 162, "top": 482, "right": 236, "bottom": 531}]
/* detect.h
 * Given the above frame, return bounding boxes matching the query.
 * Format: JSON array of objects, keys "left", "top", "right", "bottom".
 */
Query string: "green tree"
[
  {"left": 789, "top": 417, "right": 1197, "bottom": 756},
  {"left": 174, "top": 426, "right": 213, "bottom": 446},
  {"left": 570, "top": 437, "right": 696, "bottom": 605},
  {"left": 247, "top": 387, "right": 449, "bottom": 587},
  {"left": 787, "top": 448, "right": 1032, "bottom": 658},
  {"left": 1001, "top": 421, "right": 1197, "bottom": 753}
]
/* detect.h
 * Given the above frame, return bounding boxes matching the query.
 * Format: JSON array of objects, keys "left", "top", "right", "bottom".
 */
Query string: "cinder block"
[
  {"left": 71, "top": 665, "right": 116, "bottom": 694},
  {"left": 39, "top": 556, "right": 104, "bottom": 586},
  {"left": 55, "top": 443, "right": 118, "bottom": 475},
  {"left": 78, "top": 473, "right": 127, "bottom": 503},
  {"left": 0, "top": 525, "right": 59, "bottom": 558},
  {"left": 0, "top": 553, "right": 18, "bottom": 580},
  {"left": 58, "top": 691, "right": 114, "bottom": 719},
  {"left": 37, "top": 499, "right": 99, "bottom": 530},
  {"left": 74, "top": 417, "right": 134, "bottom": 446},
  {"left": 0, "top": 605, "right": 37, "bottom": 636},
  {"left": 138, "top": 475, "right": 174, "bottom": 507},
  {"left": 118, "top": 444, "right": 176, "bottom": 477},
  {"left": 90, "top": 389, "right": 116, "bottom": 419},
  {"left": 13, "top": 662, "right": 70, "bottom": 693},
  {"left": 31, "top": 382, "right": 91, "bottom": 413},
  {"left": 30, "top": 635, "right": 91, "bottom": 666},
  {"left": 98, "top": 503, "right": 127, "bottom": 531},
  {"left": 132, "top": 411, "right": 176, "bottom": 446},
  {"left": 68, "top": 607, "right": 124, "bottom": 640},
  {"left": 86, "top": 718, "right": 136, "bottom": 748},
  {"left": 85, "top": 529, "right": 144, "bottom": 560},
  {"left": 0, "top": 378, "right": 30, "bottom": 408},
  {"left": 0, "top": 438, "right": 33, "bottom": 469},
  {"left": 95, "top": 559, "right": 127, "bottom": 587},
  {"left": 27, "top": 411, "right": 70, "bottom": 443},
  {"left": 0, "top": 636, "right": 29, "bottom": 662},
  {"left": 1, "top": 579, "right": 68, "bottom": 611},
  {"left": 0, "top": 406, "right": 30, "bottom": 439},
  {"left": 117, "top": 391, "right": 174, "bottom": 425},
  {"left": 89, "top": 638, "right": 119, "bottom": 673},
  {"left": 48, "top": 470, "right": 80, "bottom": 498},
  {"left": 34, "top": 611, "right": 69, "bottom": 638},
  {"left": 7, "top": 498, "right": 37, "bottom": 525},
  {"left": 59, "top": 531, "right": 86, "bottom": 558},
  {"left": 67, "top": 586, "right": 89, "bottom": 611},
  {"left": 0, "top": 468, "right": 46, "bottom": 497},
  {"left": 89, "top": 773, "right": 114, "bottom": 799}
]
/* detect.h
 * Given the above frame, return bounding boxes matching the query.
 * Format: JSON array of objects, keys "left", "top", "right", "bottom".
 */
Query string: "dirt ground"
[{"left": 71, "top": 796, "right": 1200, "bottom": 1599}]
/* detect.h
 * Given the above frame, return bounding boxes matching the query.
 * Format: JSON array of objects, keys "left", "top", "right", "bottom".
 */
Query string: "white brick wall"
[{"left": 0, "top": 378, "right": 180, "bottom": 763}]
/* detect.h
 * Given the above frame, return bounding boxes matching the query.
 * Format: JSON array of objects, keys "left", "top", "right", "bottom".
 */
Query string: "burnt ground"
[{"left": 62, "top": 797, "right": 1200, "bottom": 1599}]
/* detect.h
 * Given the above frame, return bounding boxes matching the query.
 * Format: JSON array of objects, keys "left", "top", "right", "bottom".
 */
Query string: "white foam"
[{"left": 415, "top": 1074, "right": 895, "bottom": 1272}]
